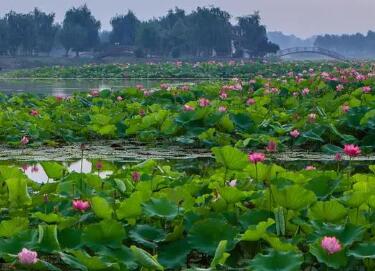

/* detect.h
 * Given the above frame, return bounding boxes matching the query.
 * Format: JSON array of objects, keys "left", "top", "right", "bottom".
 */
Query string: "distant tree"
[
  {"left": 60, "top": 5, "right": 101, "bottom": 57},
  {"left": 110, "top": 11, "right": 139, "bottom": 46},
  {"left": 313, "top": 32, "right": 375, "bottom": 57},
  {"left": 6, "top": 12, "right": 36, "bottom": 55},
  {"left": 156, "top": 8, "right": 189, "bottom": 57},
  {"left": 234, "top": 13, "right": 279, "bottom": 57},
  {"left": 0, "top": 18, "right": 9, "bottom": 55},
  {"left": 136, "top": 22, "right": 161, "bottom": 56},
  {"left": 189, "top": 7, "right": 232, "bottom": 56},
  {"left": 32, "top": 8, "right": 58, "bottom": 55}
]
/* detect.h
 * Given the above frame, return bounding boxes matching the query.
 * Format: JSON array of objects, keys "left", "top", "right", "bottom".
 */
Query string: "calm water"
[
  {"left": 0, "top": 78, "right": 205, "bottom": 94},
  {"left": 2, "top": 141, "right": 374, "bottom": 183}
]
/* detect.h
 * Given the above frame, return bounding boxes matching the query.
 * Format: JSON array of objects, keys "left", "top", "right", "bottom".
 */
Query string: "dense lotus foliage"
[
  {"left": 1, "top": 63, "right": 375, "bottom": 154},
  {"left": 0, "top": 61, "right": 364, "bottom": 79},
  {"left": 1, "top": 62, "right": 375, "bottom": 270},
  {"left": 0, "top": 146, "right": 373, "bottom": 270}
]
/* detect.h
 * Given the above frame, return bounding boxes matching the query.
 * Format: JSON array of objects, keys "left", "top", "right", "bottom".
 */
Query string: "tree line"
[
  {"left": 0, "top": 5, "right": 279, "bottom": 58},
  {"left": 314, "top": 31, "right": 375, "bottom": 58}
]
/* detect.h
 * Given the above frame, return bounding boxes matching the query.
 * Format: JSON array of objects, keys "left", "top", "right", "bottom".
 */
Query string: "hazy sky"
[{"left": 0, "top": 0, "right": 374, "bottom": 38}]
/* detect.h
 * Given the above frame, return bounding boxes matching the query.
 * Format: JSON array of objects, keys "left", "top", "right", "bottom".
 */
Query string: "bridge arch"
[{"left": 275, "top": 47, "right": 347, "bottom": 61}]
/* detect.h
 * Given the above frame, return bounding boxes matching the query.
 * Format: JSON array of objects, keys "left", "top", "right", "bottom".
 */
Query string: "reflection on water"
[
  {"left": 23, "top": 159, "right": 113, "bottom": 183},
  {"left": 0, "top": 78, "right": 205, "bottom": 94}
]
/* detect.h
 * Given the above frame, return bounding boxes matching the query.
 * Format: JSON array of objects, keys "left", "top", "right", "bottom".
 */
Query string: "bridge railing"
[{"left": 275, "top": 47, "right": 346, "bottom": 60}]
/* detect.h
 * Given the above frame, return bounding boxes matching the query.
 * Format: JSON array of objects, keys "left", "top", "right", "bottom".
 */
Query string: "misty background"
[{"left": 0, "top": 0, "right": 374, "bottom": 60}]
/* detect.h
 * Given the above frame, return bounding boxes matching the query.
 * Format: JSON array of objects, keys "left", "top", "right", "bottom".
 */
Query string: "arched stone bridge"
[{"left": 275, "top": 47, "right": 347, "bottom": 60}]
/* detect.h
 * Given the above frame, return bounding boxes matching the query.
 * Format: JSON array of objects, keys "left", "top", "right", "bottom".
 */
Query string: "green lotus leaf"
[
  {"left": 5, "top": 177, "right": 32, "bottom": 207},
  {"left": 41, "top": 162, "right": 66, "bottom": 180},
  {"left": 348, "top": 242, "right": 375, "bottom": 259},
  {"left": 210, "top": 240, "right": 230, "bottom": 268},
  {"left": 342, "top": 191, "right": 368, "bottom": 208},
  {"left": 0, "top": 165, "right": 25, "bottom": 179},
  {"left": 91, "top": 196, "right": 113, "bottom": 219},
  {"left": 130, "top": 245, "right": 164, "bottom": 271},
  {"left": 129, "top": 224, "right": 166, "bottom": 249},
  {"left": 310, "top": 222, "right": 366, "bottom": 246},
  {"left": 0, "top": 217, "right": 29, "bottom": 238},
  {"left": 38, "top": 224, "right": 61, "bottom": 252},
  {"left": 59, "top": 252, "right": 88, "bottom": 271},
  {"left": 143, "top": 197, "right": 179, "bottom": 220},
  {"left": 217, "top": 187, "right": 251, "bottom": 204},
  {"left": 158, "top": 239, "right": 191, "bottom": 269},
  {"left": 271, "top": 185, "right": 317, "bottom": 210},
  {"left": 188, "top": 218, "right": 238, "bottom": 255},
  {"left": 241, "top": 219, "right": 275, "bottom": 241},
  {"left": 263, "top": 235, "right": 298, "bottom": 252},
  {"left": 33, "top": 212, "right": 63, "bottom": 223},
  {"left": 230, "top": 113, "right": 254, "bottom": 131},
  {"left": 70, "top": 250, "right": 115, "bottom": 270},
  {"left": 59, "top": 228, "right": 82, "bottom": 249},
  {"left": 250, "top": 249, "right": 303, "bottom": 271},
  {"left": 211, "top": 146, "right": 248, "bottom": 170},
  {"left": 304, "top": 176, "right": 340, "bottom": 199},
  {"left": 245, "top": 163, "right": 286, "bottom": 182},
  {"left": 82, "top": 219, "right": 126, "bottom": 248},
  {"left": 239, "top": 210, "right": 273, "bottom": 230},
  {"left": 309, "top": 243, "right": 348, "bottom": 269},
  {"left": 308, "top": 200, "right": 348, "bottom": 222},
  {"left": 368, "top": 195, "right": 375, "bottom": 209},
  {"left": 117, "top": 191, "right": 148, "bottom": 220}
]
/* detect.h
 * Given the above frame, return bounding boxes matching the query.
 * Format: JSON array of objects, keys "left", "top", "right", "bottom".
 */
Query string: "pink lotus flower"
[
  {"left": 362, "top": 86, "right": 372, "bottom": 93},
  {"left": 30, "top": 109, "right": 39, "bottom": 116},
  {"left": 180, "top": 85, "right": 190, "bottom": 91},
  {"left": 117, "top": 96, "right": 123, "bottom": 101},
  {"left": 305, "top": 165, "right": 316, "bottom": 171},
  {"left": 21, "top": 164, "right": 29, "bottom": 172},
  {"left": 266, "top": 141, "right": 277, "bottom": 152},
  {"left": 270, "top": 87, "right": 279, "bottom": 94},
  {"left": 131, "top": 171, "right": 141, "bottom": 182},
  {"left": 199, "top": 98, "right": 210, "bottom": 107},
  {"left": 218, "top": 106, "right": 227, "bottom": 112},
  {"left": 290, "top": 129, "right": 300, "bottom": 138},
  {"left": 301, "top": 88, "right": 310, "bottom": 96},
  {"left": 335, "top": 153, "right": 342, "bottom": 161},
  {"left": 249, "top": 79, "right": 256, "bottom": 84},
  {"left": 246, "top": 98, "right": 256, "bottom": 105},
  {"left": 72, "top": 199, "right": 90, "bottom": 212},
  {"left": 308, "top": 113, "right": 317, "bottom": 123},
  {"left": 343, "top": 144, "right": 361, "bottom": 157},
  {"left": 336, "top": 84, "right": 344, "bottom": 92},
  {"left": 219, "top": 92, "right": 228, "bottom": 100},
  {"left": 342, "top": 104, "right": 350, "bottom": 113},
  {"left": 95, "top": 161, "right": 103, "bottom": 170},
  {"left": 356, "top": 74, "right": 366, "bottom": 81},
  {"left": 321, "top": 236, "right": 342, "bottom": 255},
  {"left": 248, "top": 152, "right": 266, "bottom": 164},
  {"left": 183, "top": 104, "right": 195, "bottom": 111},
  {"left": 21, "top": 136, "right": 29, "bottom": 145},
  {"left": 228, "top": 180, "right": 237, "bottom": 187},
  {"left": 90, "top": 89, "right": 100, "bottom": 97},
  {"left": 136, "top": 84, "right": 144, "bottom": 90},
  {"left": 160, "top": 83, "right": 170, "bottom": 90},
  {"left": 143, "top": 90, "right": 151, "bottom": 97},
  {"left": 18, "top": 248, "right": 38, "bottom": 265},
  {"left": 55, "top": 95, "right": 64, "bottom": 102},
  {"left": 31, "top": 165, "right": 39, "bottom": 173}
]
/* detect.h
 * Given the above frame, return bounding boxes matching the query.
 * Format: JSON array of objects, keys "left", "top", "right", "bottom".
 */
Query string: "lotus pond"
[
  {"left": 0, "top": 145, "right": 374, "bottom": 270},
  {"left": 0, "top": 62, "right": 374, "bottom": 270}
]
